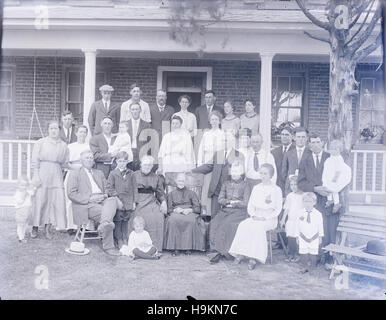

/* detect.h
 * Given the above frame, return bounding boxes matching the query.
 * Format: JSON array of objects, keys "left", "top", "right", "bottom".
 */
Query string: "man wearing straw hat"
[{"left": 88, "top": 84, "right": 121, "bottom": 136}]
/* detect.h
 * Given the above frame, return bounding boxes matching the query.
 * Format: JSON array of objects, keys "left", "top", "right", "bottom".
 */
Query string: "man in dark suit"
[
  {"left": 127, "top": 102, "right": 152, "bottom": 171},
  {"left": 59, "top": 110, "right": 77, "bottom": 144},
  {"left": 297, "top": 132, "right": 339, "bottom": 266},
  {"left": 149, "top": 89, "right": 175, "bottom": 143},
  {"left": 67, "top": 149, "right": 121, "bottom": 256},
  {"left": 271, "top": 126, "right": 295, "bottom": 249},
  {"left": 194, "top": 90, "right": 224, "bottom": 130},
  {"left": 89, "top": 117, "right": 117, "bottom": 179},
  {"left": 271, "top": 126, "right": 295, "bottom": 194},
  {"left": 282, "top": 127, "right": 311, "bottom": 196},
  {"left": 88, "top": 84, "right": 121, "bottom": 136}
]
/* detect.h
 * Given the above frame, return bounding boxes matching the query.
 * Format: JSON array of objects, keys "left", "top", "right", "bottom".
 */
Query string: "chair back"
[{"left": 164, "top": 172, "right": 204, "bottom": 199}]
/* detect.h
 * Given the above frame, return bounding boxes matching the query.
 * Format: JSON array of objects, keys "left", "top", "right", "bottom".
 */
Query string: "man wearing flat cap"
[{"left": 88, "top": 84, "right": 121, "bottom": 136}]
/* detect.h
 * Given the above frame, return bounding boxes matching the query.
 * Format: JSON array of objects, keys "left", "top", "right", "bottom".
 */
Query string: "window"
[
  {"left": 358, "top": 77, "right": 384, "bottom": 143},
  {"left": 0, "top": 68, "right": 14, "bottom": 135},
  {"left": 272, "top": 75, "right": 304, "bottom": 128},
  {"left": 64, "top": 68, "right": 106, "bottom": 122}
]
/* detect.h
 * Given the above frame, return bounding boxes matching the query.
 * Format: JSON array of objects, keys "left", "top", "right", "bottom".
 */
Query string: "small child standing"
[
  {"left": 120, "top": 216, "right": 161, "bottom": 260},
  {"left": 106, "top": 151, "right": 137, "bottom": 249},
  {"left": 279, "top": 176, "right": 303, "bottom": 262},
  {"left": 14, "top": 176, "right": 36, "bottom": 243},
  {"left": 322, "top": 139, "right": 352, "bottom": 213},
  {"left": 295, "top": 192, "right": 324, "bottom": 274},
  {"left": 109, "top": 121, "right": 133, "bottom": 163}
]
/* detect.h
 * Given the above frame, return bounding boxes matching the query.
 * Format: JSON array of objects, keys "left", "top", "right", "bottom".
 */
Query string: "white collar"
[
  {"left": 313, "top": 151, "right": 323, "bottom": 158},
  {"left": 157, "top": 103, "right": 165, "bottom": 110},
  {"left": 296, "top": 146, "right": 305, "bottom": 151},
  {"left": 132, "top": 118, "right": 140, "bottom": 123}
]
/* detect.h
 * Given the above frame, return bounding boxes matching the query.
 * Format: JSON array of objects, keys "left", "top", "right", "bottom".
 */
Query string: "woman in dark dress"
[
  {"left": 209, "top": 161, "right": 250, "bottom": 264},
  {"left": 130, "top": 155, "right": 167, "bottom": 252},
  {"left": 164, "top": 173, "right": 206, "bottom": 256}
]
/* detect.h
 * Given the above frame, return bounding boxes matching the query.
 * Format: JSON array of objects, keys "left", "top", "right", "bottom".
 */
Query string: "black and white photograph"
[{"left": 0, "top": 0, "right": 385, "bottom": 303}]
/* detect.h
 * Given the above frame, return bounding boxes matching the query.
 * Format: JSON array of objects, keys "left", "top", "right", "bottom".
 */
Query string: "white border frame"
[{"left": 156, "top": 66, "right": 213, "bottom": 91}]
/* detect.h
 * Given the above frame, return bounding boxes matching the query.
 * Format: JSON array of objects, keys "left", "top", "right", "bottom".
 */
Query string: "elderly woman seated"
[
  {"left": 164, "top": 173, "right": 206, "bottom": 256},
  {"left": 129, "top": 155, "right": 167, "bottom": 252}
]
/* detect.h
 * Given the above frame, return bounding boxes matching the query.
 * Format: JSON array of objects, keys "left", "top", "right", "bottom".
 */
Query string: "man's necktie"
[
  {"left": 253, "top": 152, "right": 259, "bottom": 171},
  {"left": 104, "top": 101, "right": 108, "bottom": 112},
  {"left": 306, "top": 210, "right": 312, "bottom": 223},
  {"left": 297, "top": 149, "right": 302, "bottom": 164},
  {"left": 66, "top": 129, "right": 70, "bottom": 143},
  {"left": 316, "top": 154, "right": 320, "bottom": 170}
]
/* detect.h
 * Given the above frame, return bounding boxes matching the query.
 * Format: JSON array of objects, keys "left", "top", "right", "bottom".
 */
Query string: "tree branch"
[
  {"left": 353, "top": 32, "right": 383, "bottom": 63},
  {"left": 346, "top": 0, "right": 375, "bottom": 46},
  {"left": 349, "top": 0, "right": 371, "bottom": 29},
  {"left": 295, "top": 0, "right": 330, "bottom": 31},
  {"left": 304, "top": 31, "right": 330, "bottom": 43},
  {"left": 348, "top": 2, "right": 382, "bottom": 55}
]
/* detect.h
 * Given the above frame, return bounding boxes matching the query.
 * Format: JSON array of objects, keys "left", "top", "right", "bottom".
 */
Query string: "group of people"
[{"left": 13, "top": 83, "right": 352, "bottom": 273}]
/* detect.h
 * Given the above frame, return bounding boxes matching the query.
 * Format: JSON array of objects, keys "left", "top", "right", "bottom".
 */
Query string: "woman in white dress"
[
  {"left": 64, "top": 125, "right": 90, "bottom": 233},
  {"left": 229, "top": 163, "right": 283, "bottom": 270},
  {"left": 197, "top": 111, "right": 226, "bottom": 215},
  {"left": 158, "top": 115, "right": 195, "bottom": 175},
  {"left": 173, "top": 95, "right": 197, "bottom": 137}
]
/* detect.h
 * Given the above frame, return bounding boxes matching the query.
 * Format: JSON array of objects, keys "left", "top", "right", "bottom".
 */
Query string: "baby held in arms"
[{"left": 109, "top": 121, "right": 133, "bottom": 162}]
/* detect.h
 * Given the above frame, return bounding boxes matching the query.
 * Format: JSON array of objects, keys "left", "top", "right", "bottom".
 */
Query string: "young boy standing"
[
  {"left": 295, "top": 192, "right": 324, "bottom": 274},
  {"left": 106, "top": 151, "right": 138, "bottom": 249}
]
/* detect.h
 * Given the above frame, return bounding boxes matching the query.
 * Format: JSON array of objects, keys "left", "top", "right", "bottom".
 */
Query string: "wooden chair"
[
  {"left": 164, "top": 172, "right": 209, "bottom": 248},
  {"left": 267, "top": 226, "right": 289, "bottom": 264},
  {"left": 74, "top": 220, "right": 103, "bottom": 243},
  {"left": 323, "top": 211, "right": 386, "bottom": 280}
]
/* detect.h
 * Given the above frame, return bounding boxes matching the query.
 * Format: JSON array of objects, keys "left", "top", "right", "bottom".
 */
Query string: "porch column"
[
  {"left": 82, "top": 49, "right": 97, "bottom": 128},
  {"left": 259, "top": 52, "right": 275, "bottom": 150}
]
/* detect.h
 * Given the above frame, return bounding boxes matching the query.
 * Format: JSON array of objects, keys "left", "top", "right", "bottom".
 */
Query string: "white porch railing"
[
  {"left": 0, "top": 139, "right": 36, "bottom": 182},
  {"left": 0, "top": 140, "right": 386, "bottom": 196},
  {"left": 350, "top": 149, "right": 386, "bottom": 195}
]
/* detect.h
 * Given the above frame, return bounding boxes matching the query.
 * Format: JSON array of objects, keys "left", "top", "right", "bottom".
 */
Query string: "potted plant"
[{"left": 359, "top": 127, "right": 377, "bottom": 143}]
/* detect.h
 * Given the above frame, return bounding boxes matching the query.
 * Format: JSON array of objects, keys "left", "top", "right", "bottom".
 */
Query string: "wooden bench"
[{"left": 323, "top": 211, "right": 386, "bottom": 280}]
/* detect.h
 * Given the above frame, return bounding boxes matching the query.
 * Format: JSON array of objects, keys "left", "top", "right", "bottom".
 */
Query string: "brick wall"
[{"left": 0, "top": 55, "right": 379, "bottom": 140}]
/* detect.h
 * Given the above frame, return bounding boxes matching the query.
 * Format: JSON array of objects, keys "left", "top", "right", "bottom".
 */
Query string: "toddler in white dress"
[
  {"left": 109, "top": 121, "right": 133, "bottom": 163},
  {"left": 322, "top": 140, "right": 352, "bottom": 213},
  {"left": 14, "top": 176, "right": 37, "bottom": 243},
  {"left": 279, "top": 175, "right": 303, "bottom": 262},
  {"left": 120, "top": 216, "right": 161, "bottom": 260}
]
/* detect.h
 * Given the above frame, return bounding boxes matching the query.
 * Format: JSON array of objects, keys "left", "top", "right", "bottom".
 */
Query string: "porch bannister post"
[
  {"left": 82, "top": 49, "right": 97, "bottom": 130},
  {"left": 259, "top": 52, "right": 275, "bottom": 150}
]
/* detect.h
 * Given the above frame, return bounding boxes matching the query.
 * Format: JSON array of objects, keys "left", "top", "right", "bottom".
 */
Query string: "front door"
[{"left": 162, "top": 71, "right": 206, "bottom": 113}]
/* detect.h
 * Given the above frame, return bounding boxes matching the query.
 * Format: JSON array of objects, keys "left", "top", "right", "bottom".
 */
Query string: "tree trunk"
[{"left": 328, "top": 36, "right": 356, "bottom": 214}]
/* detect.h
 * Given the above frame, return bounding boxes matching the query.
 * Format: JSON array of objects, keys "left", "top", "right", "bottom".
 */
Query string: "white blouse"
[
  {"left": 197, "top": 128, "right": 226, "bottom": 166},
  {"left": 173, "top": 110, "right": 197, "bottom": 136}
]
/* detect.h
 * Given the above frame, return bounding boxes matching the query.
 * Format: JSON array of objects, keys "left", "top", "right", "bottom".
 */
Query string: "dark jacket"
[
  {"left": 67, "top": 167, "right": 107, "bottom": 225},
  {"left": 59, "top": 123, "right": 77, "bottom": 144},
  {"left": 106, "top": 168, "right": 138, "bottom": 211},
  {"left": 271, "top": 143, "right": 295, "bottom": 194},
  {"left": 192, "top": 148, "right": 245, "bottom": 198},
  {"left": 194, "top": 105, "right": 224, "bottom": 130},
  {"left": 89, "top": 133, "right": 117, "bottom": 179},
  {"left": 88, "top": 99, "right": 121, "bottom": 135},
  {"left": 149, "top": 104, "right": 175, "bottom": 142}
]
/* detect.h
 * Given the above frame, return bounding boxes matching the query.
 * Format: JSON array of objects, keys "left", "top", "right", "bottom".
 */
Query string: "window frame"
[
  {"left": 61, "top": 64, "right": 107, "bottom": 123},
  {"left": 271, "top": 67, "right": 309, "bottom": 131},
  {"left": 0, "top": 64, "right": 16, "bottom": 138}
]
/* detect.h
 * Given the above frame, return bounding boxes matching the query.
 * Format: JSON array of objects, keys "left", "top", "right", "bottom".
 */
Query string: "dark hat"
[{"left": 363, "top": 240, "right": 386, "bottom": 256}]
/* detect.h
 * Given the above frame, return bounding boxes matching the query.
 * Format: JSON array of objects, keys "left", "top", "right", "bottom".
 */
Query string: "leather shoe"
[
  {"left": 209, "top": 253, "right": 222, "bottom": 264},
  {"left": 104, "top": 248, "right": 120, "bottom": 256},
  {"left": 31, "top": 227, "right": 38, "bottom": 238}
]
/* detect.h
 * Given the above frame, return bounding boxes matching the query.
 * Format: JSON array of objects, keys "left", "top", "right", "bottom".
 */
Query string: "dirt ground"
[{"left": 0, "top": 218, "right": 384, "bottom": 300}]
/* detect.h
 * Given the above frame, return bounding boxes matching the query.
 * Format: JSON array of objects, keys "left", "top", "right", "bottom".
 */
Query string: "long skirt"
[
  {"left": 201, "top": 172, "right": 213, "bottom": 216},
  {"left": 32, "top": 186, "right": 67, "bottom": 230},
  {"left": 129, "top": 193, "right": 164, "bottom": 252},
  {"left": 209, "top": 207, "right": 247, "bottom": 255},
  {"left": 163, "top": 212, "right": 206, "bottom": 251},
  {"left": 229, "top": 217, "right": 277, "bottom": 263}
]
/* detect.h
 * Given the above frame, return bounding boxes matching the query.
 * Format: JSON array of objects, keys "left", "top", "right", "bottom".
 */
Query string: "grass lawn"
[{"left": 0, "top": 216, "right": 384, "bottom": 300}]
